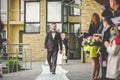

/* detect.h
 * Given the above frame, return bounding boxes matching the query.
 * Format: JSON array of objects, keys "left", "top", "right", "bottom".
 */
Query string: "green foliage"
[
  {"left": 2, "top": 68, "right": 8, "bottom": 74},
  {"left": 7, "top": 59, "right": 21, "bottom": 73}
]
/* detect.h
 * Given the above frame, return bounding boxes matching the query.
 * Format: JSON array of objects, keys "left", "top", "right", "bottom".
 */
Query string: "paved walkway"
[
  {"left": 0, "top": 60, "right": 92, "bottom": 80},
  {"left": 35, "top": 65, "right": 69, "bottom": 80}
]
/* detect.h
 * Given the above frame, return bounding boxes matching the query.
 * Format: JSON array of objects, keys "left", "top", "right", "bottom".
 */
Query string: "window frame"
[
  {"left": 20, "top": 0, "right": 24, "bottom": 21},
  {"left": 62, "top": 22, "right": 68, "bottom": 33},
  {"left": 24, "top": 1, "right": 40, "bottom": 33},
  {"left": 46, "top": 0, "right": 63, "bottom": 33},
  {"left": 69, "top": 23, "right": 80, "bottom": 34},
  {"left": 69, "top": 0, "right": 80, "bottom": 16},
  {"left": 47, "top": 22, "right": 63, "bottom": 33},
  {"left": 47, "top": 1, "right": 62, "bottom": 22},
  {"left": 0, "top": 0, "right": 7, "bottom": 22}
]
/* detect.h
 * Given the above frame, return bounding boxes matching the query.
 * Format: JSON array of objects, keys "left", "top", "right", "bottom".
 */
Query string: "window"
[
  {"left": 70, "top": 0, "right": 80, "bottom": 15},
  {"left": 63, "top": 6, "right": 68, "bottom": 22},
  {"left": 70, "top": 23, "right": 80, "bottom": 34},
  {"left": 24, "top": 1, "right": 40, "bottom": 33},
  {"left": 47, "top": 23, "right": 62, "bottom": 32},
  {"left": 74, "top": 24, "right": 80, "bottom": 34},
  {"left": 47, "top": 2, "right": 62, "bottom": 22},
  {"left": 47, "top": 1, "right": 62, "bottom": 32},
  {"left": 0, "top": 0, "right": 7, "bottom": 21},
  {"left": 25, "top": 24, "right": 40, "bottom": 33},
  {"left": 62, "top": 23, "right": 68, "bottom": 33}
]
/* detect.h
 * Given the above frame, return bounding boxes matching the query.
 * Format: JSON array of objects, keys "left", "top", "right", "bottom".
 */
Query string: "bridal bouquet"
[
  {"left": 82, "top": 36, "right": 102, "bottom": 52},
  {"left": 82, "top": 36, "right": 102, "bottom": 46}
]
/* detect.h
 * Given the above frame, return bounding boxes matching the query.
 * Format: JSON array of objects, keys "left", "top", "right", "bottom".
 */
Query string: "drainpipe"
[{"left": 7, "top": 0, "right": 10, "bottom": 44}]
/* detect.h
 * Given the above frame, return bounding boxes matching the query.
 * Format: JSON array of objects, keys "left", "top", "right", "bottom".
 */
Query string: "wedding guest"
[
  {"left": 99, "top": 17, "right": 113, "bottom": 80},
  {"left": 104, "top": 27, "right": 120, "bottom": 80},
  {"left": 87, "top": 13, "right": 100, "bottom": 80},
  {"left": 61, "top": 32, "right": 68, "bottom": 63},
  {"left": 110, "top": 0, "right": 120, "bottom": 17},
  {"left": 97, "top": 4, "right": 112, "bottom": 34}
]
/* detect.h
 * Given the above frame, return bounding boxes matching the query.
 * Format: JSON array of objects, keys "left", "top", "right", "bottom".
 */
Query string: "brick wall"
[
  {"left": 23, "top": 0, "right": 47, "bottom": 61},
  {"left": 81, "top": 0, "right": 101, "bottom": 31}
]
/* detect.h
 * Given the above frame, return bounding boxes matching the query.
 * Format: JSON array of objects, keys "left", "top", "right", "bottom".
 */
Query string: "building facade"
[{"left": 0, "top": 0, "right": 106, "bottom": 61}]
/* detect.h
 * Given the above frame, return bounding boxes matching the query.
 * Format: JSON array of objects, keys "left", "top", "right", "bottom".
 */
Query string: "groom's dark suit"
[{"left": 45, "top": 31, "right": 62, "bottom": 73}]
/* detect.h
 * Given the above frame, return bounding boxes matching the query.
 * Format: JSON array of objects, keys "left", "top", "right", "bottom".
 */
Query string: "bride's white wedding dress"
[
  {"left": 35, "top": 65, "right": 69, "bottom": 80},
  {"left": 57, "top": 51, "right": 63, "bottom": 64},
  {"left": 45, "top": 52, "right": 63, "bottom": 64}
]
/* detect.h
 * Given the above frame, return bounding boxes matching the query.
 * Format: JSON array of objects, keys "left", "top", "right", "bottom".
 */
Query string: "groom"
[{"left": 45, "top": 23, "right": 62, "bottom": 74}]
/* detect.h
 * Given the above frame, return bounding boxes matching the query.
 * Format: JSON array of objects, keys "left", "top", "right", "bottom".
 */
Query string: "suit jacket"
[{"left": 45, "top": 31, "right": 62, "bottom": 51}]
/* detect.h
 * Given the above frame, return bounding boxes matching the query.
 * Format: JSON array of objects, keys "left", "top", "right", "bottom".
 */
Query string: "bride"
[{"left": 57, "top": 43, "right": 67, "bottom": 64}]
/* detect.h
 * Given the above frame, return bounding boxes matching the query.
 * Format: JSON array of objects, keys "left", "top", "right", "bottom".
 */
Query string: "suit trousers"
[{"left": 47, "top": 49, "right": 58, "bottom": 73}]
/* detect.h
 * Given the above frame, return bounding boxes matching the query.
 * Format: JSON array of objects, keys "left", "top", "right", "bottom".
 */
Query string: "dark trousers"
[
  {"left": 100, "top": 46, "right": 108, "bottom": 80},
  {"left": 100, "top": 55, "right": 108, "bottom": 80},
  {"left": 47, "top": 49, "right": 58, "bottom": 73},
  {"left": 101, "top": 66, "right": 107, "bottom": 80}
]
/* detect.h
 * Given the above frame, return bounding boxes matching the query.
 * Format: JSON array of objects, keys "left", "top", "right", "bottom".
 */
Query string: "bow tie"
[{"left": 52, "top": 31, "right": 56, "bottom": 33}]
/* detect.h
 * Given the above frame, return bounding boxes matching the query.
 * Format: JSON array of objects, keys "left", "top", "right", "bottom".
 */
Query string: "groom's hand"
[{"left": 45, "top": 49, "right": 47, "bottom": 51}]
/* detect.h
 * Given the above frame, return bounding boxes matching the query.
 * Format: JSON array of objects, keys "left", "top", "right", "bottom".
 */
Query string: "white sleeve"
[{"left": 107, "top": 41, "right": 117, "bottom": 55}]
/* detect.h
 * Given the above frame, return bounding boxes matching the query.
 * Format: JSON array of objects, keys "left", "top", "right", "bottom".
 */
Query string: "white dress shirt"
[{"left": 52, "top": 30, "right": 56, "bottom": 39}]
